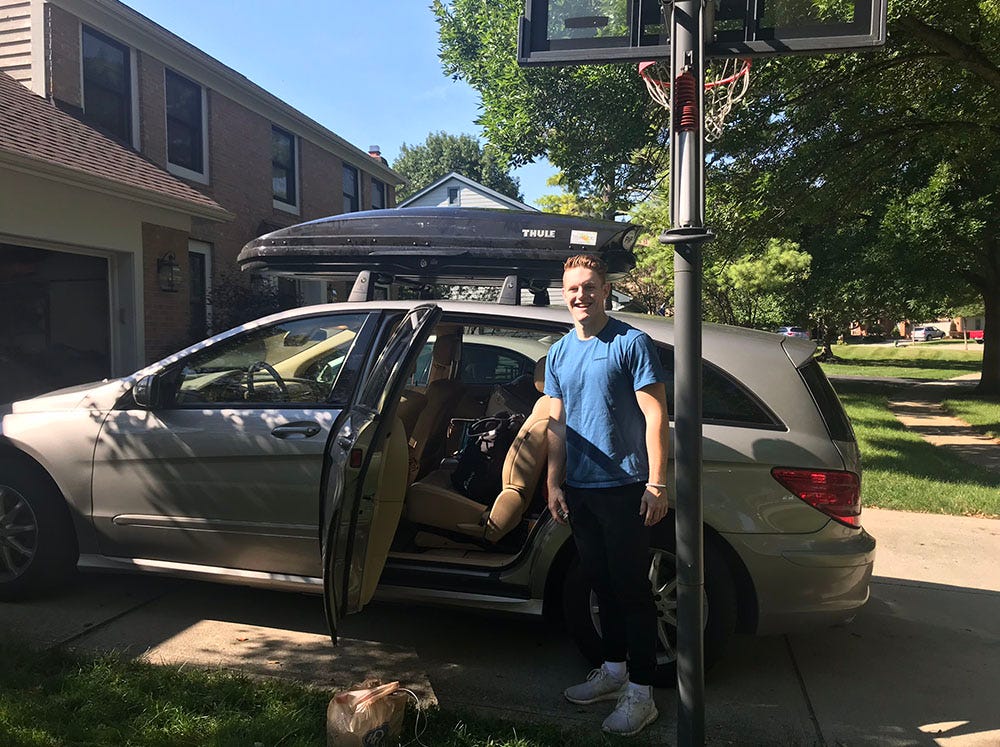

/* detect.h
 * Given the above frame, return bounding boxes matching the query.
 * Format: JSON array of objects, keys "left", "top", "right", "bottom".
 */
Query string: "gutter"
[{"left": 0, "top": 149, "right": 234, "bottom": 222}]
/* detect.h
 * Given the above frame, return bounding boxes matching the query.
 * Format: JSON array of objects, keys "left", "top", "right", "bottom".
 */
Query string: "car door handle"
[{"left": 271, "top": 422, "right": 322, "bottom": 440}]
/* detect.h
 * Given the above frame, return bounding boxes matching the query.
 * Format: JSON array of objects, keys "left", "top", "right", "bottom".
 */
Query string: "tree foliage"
[
  {"left": 392, "top": 131, "right": 523, "bottom": 201},
  {"left": 433, "top": 0, "right": 664, "bottom": 216},
  {"left": 711, "top": 0, "right": 1000, "bottom": 390},
  {"left": 434, "top": 0, "right": 1000, "bottom": 391}
]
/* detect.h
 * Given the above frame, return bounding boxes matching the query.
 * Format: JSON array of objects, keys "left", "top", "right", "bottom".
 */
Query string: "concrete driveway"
[{"left": 3, "top": 507, "right": 998, "bottom": 746}]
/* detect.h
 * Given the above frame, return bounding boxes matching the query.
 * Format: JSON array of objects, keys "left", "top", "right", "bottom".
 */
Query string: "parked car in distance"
[
  {"left": 777, "top": 326, "right": 810, "bottom": 340},
  {"left": 912, "top": 326, "right": 946, "bottom": 341},
  {"left": 967, "top": 330, "right": 984, "bottom": 344},
  {"left": 0, "top": 207, "right": 874, "bottom": 686}
]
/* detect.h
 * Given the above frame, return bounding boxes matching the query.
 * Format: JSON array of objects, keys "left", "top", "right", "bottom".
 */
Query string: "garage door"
[{"left": 0, "top": 245, "right": 111, "bottom": 403}]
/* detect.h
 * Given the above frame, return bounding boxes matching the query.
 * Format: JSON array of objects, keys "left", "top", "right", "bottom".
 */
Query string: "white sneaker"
[
  {"left": 563, "top": 667, "right": 628, "bottom": 705},
  {"left": 602, "top": 690, "right": 659, "bottom": 736}
]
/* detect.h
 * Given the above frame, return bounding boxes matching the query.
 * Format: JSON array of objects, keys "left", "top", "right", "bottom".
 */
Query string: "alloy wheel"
[
  {"left": 587, "top": 548, "right": 709, "bottom": 666},
  {"left": 0, "top": 485, "right": 38, "bottom": 582}
]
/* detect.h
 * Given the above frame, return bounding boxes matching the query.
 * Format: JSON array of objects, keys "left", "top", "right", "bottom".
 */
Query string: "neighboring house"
[
  {"left": 0, "top": 0, "right": 403, "bottom": 403},
  {"left": 398, "top": 172, "right": 536, "bottom": 211}
]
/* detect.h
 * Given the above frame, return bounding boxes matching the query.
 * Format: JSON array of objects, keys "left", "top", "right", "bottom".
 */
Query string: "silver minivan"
[{"left": 0, "top": 209, "right": 874, "bottom": 685}]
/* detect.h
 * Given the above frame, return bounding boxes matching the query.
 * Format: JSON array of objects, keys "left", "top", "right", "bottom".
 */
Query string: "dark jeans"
[{"left": 566, "top": 482, "right": 657, "bottom": 686}]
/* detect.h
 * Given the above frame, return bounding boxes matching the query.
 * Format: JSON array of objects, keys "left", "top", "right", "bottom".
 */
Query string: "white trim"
[
  {"left": 0, "top": 148, "right": 232, "bottom": 221},
  {"left": 164, "top": 67, "right": 209, "bottom": 184}
]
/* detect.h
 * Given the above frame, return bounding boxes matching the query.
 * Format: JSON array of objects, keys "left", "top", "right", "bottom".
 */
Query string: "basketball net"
[{"left": 639, "top": 58, "right": 751, "bottom": 142}]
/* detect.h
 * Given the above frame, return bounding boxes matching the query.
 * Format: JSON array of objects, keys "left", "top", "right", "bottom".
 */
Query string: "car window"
[
  {"left": 409, "top": 327, "right": 550, "bottom": 388},
  {"left": 656, "top": 346, "right": 780, "bottom": 427},
  {"left": 168, "top": 313, "right": 370, "bottom": 407},
  {"left": 460, "top": 343, "right": 534, "bottom": 386}
]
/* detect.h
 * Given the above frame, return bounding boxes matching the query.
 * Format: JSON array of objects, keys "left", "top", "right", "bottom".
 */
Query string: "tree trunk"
[{"left": 976, "top": 286, "right": 999, "bottom": 395}]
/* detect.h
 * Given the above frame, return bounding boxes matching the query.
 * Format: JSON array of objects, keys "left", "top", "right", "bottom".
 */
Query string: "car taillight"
[{"left": 771, "top": 468, "right": 861, "bottom": 527}]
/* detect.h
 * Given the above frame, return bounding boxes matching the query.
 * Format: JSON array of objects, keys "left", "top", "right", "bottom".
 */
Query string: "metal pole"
[{"left": 662, "top": 0, "right": 711, "bottom": 744}]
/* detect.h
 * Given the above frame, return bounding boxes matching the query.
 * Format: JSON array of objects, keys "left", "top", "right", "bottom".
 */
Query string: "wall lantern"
[{"left": 157, "top": 253, "right": 182, "bottom": 292}]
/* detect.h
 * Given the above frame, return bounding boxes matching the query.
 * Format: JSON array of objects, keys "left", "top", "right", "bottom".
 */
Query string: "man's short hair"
[{"left": 563, "top": 254, "right": 608, "bottom": 283}]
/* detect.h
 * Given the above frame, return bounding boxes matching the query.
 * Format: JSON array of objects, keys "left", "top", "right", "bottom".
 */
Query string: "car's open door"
[{"left": 321, "top": 303, "right": 441, "bottom": 642}]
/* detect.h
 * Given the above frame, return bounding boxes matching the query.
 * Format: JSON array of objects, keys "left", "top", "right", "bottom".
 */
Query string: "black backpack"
[{"left": 450, "top": 411, "right": 525, "bottom": 503}]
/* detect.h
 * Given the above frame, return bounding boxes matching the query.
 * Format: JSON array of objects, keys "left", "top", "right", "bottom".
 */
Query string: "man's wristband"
[{"left": 646, "top": 482, "right": 668, "bottom": 490}]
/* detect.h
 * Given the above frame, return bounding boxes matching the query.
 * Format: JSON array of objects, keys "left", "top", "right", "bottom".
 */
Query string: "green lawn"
[
  {"left": 0, "top": 638, "right": 615, "bottom": 747},
  {"left": 819, "top": 343, "right": 983, "bottom": 380},
  {"left": 834, "top": 381, "right": 1000, "bottom": 518},
  {"left": 940, "top": 395, "right": 1000, "bottom": 440}
]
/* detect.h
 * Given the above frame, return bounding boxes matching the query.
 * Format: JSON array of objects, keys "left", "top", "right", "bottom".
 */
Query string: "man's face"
[{"left": 562, "top": 266, "right": 610, "bottom": 325}]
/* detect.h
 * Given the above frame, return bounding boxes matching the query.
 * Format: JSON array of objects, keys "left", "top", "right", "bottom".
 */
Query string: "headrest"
[
  {"left": 431, "top": 333, "right": 462, "bottom": 366},
  {"left": 533, "top": 356, "right": 546, "bottom": 393},
  {"left": 428, "top": 324, "right": 463, "bottom": 384}
]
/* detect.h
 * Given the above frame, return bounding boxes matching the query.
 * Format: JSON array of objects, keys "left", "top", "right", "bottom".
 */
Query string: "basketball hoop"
[{"left": 639, "top": 58, "right": 751, "bottom": 142}]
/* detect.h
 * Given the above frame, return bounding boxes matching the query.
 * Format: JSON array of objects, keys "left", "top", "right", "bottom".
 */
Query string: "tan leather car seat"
[
  {"left": 406, "top": 326, "right": 466, "bottom": 482},
  {"left": 405, "top": 357, "right": 549, "bottom": 544}
]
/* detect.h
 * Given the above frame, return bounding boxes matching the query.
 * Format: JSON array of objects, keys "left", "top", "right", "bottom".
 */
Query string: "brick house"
[{"left": 0, "top": 0, "right": 403, "bottom": 402}]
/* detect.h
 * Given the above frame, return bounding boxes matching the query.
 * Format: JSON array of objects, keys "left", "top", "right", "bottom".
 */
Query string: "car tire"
[
  {"left": 562, "top": 530, "right": 738, "bottom": 688},
  {"left": 0, "top": 464, "right": 78, "bottom": 600}
]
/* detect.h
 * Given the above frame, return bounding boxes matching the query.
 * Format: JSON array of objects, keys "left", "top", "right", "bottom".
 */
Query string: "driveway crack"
[{"left": 784, "top": 634, "right": 826, "bottom": 747}]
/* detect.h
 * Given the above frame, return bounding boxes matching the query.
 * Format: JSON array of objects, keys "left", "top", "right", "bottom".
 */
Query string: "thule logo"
[{"left": 522, "top": 229, "right": 556, "bottom": 239}]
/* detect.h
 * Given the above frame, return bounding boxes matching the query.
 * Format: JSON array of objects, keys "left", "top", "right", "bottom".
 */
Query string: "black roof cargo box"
[{"left": 237, "top": 207, "right": 641, "bottom": 286}]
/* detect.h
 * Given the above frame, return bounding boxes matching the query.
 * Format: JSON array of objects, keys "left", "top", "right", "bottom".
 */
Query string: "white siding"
[
  {"left": 404, "top": 183, "right": 454, "bottom": 208},
  {"left": 459, "top": 185, "right": 509, "bottom": 209},
  {"left": 0, "top": 0, "right": 32, "bottom": 85},
  {"left": 404, "top": 179, "right": 515, "bottom": 210}
]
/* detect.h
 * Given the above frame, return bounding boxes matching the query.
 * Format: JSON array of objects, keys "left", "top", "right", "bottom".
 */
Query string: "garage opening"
[{"left": 0, "top": 245, "right": 111, "bottom": 403}]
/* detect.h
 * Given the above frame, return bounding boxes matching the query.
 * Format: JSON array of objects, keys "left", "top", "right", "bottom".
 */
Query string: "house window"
[
  {"left": 82, "top": 26, "right": 132, "bottom": 143},
  {"left": 448, "top": 187, "right": 460, "bottom": 205},
  {"left": 343, "top": 164, "right": 359, "bottom": 213},
  {"left": 165, "top": 69, "right": 204, "bottom": 175},
  {"left": 272, "top": 126, "right": 297, "bottom": 207},
  {"left": 372, "top": 179, "right": 386, "bottom": 210}
]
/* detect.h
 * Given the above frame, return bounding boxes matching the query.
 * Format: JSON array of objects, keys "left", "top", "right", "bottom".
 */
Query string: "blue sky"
[{"left": 123, "top": 0, "right": 556, "bottom": 206}]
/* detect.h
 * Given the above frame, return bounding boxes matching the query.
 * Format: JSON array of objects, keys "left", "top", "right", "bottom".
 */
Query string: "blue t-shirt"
[{"left": 544, "top": 316, "right": 667, "bottom": 488}]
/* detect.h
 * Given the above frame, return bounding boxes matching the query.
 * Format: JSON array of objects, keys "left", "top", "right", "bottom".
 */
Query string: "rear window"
[
  {"left": 657, "top": 347, "right": 780, "bottom": 428},
  {"left": 798, "top": 360, "right": 856, "bottom": 442}
]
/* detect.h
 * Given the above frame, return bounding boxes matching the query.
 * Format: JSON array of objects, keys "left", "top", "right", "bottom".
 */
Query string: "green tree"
[
  {"left": 535, "top": 173, "right": 617, "bottom": 218},
  {"left": 435, "top": 0, "right": 1000, "bottom": 391},
  {"left": 392, "top": 131, "right": 522, "bottom": 201},
  {"left": 434, "top": 0, "right": 664, "bottom": 217}
]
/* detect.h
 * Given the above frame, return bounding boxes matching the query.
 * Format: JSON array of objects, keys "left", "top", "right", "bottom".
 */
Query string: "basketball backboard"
[{"left": 518, "top": 0, "right": 887, "bottom": 65}]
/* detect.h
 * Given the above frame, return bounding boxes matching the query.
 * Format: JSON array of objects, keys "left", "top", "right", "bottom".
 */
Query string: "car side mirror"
[{"left": 132, "top": 374, "right": 160, "bottom": 409}]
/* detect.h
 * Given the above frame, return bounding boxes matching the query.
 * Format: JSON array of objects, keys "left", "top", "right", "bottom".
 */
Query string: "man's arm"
[
  {"left": 636, "top": 382, "right": 670, "bottom": 527},
  {"left": 546, "top": 396, "right": 569, "bottom": 524}
]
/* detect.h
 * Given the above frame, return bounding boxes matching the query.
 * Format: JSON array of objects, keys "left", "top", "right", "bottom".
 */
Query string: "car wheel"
[
  {"left": 0, "top": 465, "right": 77, "bottom": 600},
  {"left": 562, "top": 532, "right": 738, "bottom": 688}
]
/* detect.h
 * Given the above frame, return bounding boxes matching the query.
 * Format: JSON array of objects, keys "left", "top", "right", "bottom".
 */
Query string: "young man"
[{"left": 545, "top": 254, "right": 670, "bottom": 737}]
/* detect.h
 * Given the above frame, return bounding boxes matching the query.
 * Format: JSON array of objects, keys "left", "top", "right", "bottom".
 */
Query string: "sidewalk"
[{"left": 885, "top": 375, "right": 1000, "bottom": 474}]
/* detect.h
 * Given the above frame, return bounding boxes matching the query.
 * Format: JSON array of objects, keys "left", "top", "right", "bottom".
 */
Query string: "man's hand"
[
  {"left": 640, "top": 485, "right": 669, "bottom": 526},
  {"left": 548, "top": 485, "right": 570, "bottom": 525}
]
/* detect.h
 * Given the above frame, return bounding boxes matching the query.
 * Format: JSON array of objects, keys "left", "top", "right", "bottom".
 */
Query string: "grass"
[
  {"left": 940, "top": 395, "right": 1000, "bottom": 440},
  {"left": 0, "top": 638, "right": 620, "bottom": 747},
  {"left": 819, "top": 343, "right": 983, "bottom": 380},
  {"left": 833, "top": 380, "right": 1000, "bottom": 518}
]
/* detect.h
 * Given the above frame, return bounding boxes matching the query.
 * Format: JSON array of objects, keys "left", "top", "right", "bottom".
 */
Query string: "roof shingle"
[{"left": 0, "top": 71, "right": 228, "bottom": 218}]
